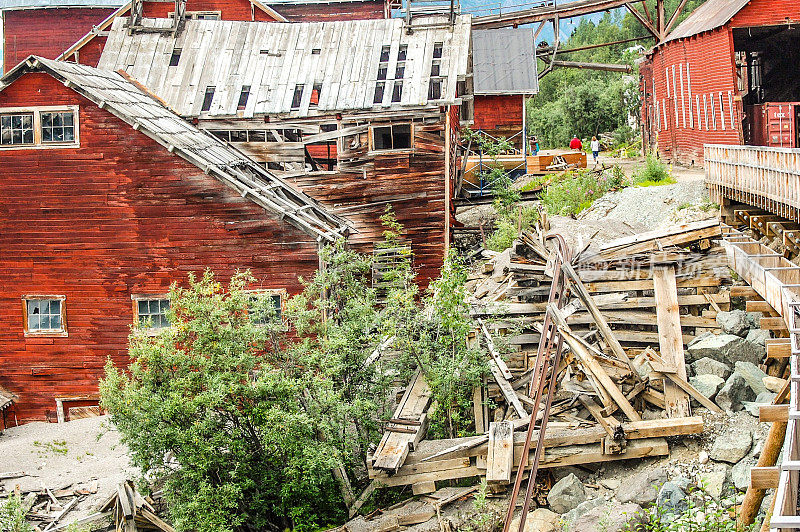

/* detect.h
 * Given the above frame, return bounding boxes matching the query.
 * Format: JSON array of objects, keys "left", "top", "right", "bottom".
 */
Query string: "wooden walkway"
[{"left": 721, "top": 228, "right": 800, "bottom": 531}]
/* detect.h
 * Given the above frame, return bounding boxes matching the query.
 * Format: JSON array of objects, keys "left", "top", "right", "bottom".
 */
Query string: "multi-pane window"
[
  {"left": 1, "top": 113, "right": 34, "bottom": 145},
  {"left": 372, "top": 124, "right": 411, "bottom": 151},
  {"left": 248, "top": 293, "right": 282, "bottom": 325},
  {"left": 24, "top": 298, "right": 65, "bottom": 333},
  {"left": 374, "top": 82, "right": 385, "bottom": 104},
  {"left": 41, "top": 112, "right": 75, "bottom": 143},
  {"left": 137, "top": 299, "right": 170, "bottom": 329},
  {"left": 375, "top": 44, "right": 409, "bottom": 106},
  {"left": 201, "top": 87, "right": 215, "bottom": 112}
]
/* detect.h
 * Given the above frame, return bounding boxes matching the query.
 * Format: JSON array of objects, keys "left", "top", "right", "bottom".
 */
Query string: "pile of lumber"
[
  {"left": 366, "top": 219, "right": 727, "bottom": 496},
  {"left": 0, "top": 476, "right": 99, "bottom": 532},
  {"left": 99, "top": 481, "right": 174, "bottom": 532}
]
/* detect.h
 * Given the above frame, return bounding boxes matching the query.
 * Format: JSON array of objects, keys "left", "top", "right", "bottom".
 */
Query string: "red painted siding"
[
  {"left": 142, "top": 0, "right": 278, "bottom": 21},
  {"left": 729, "top": 0, "right": 800, "bottom": 28},
  {"left": 0, "top": 73, "right": 320, "bottom": 422},
  {"left": 271, "top": 1, "right": 385, "bottom": 21},
  {"left": 473, "top": 94, "right": 524, "bottom": 131},
  {"left": 2, "top": 8, "right": 116, "bottom": 72}
]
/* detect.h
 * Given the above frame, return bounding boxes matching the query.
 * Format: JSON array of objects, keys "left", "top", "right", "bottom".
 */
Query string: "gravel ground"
[{"left": 0, "top": 415, "right": 136, "bottom": 522}]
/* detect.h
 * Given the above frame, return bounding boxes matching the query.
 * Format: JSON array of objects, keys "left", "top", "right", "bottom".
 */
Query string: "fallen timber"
[{"left": 367, "top": 219, "right": 730, "bottom": 527}]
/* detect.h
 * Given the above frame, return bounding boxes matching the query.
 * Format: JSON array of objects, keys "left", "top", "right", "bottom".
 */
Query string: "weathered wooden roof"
[
  {"left": 663, "top": 0, "right": 750, "bottom": 44},
  {"left": 0, "top": 0, "right": 121, "bottom": 9},
  {"left": 97, "top": 15, "right": 471, "bottom": 118},
  {"left": 1, "top": 56, "right": 350, "bottom": 241},
  {"left": 472, "top": 27, "right": 538, "bottom": 95}
]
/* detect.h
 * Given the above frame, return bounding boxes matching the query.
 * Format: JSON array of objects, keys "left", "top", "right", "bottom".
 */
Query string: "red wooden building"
[
  {"left": 0, "top": 0, "right": 121, "bottom": 72},
  {"left": 640, "top": 0, "right": 800, "bottom": 165},
  {"left": 0, "top": 56, "right": 347, "bottom": 423}
]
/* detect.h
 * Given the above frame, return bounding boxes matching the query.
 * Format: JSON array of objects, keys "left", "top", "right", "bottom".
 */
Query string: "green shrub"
[
  {"left": 632, "top": 154, "right": 671, "bottom": 185},
  {"left": 0, "top": 494, "right": 31, "bottom": 532},
  {"left": 486, "top": 220, "right": 518, "bottom": 252},
  {"left": 541, "top": 165, "right": 627, "bottom": 217}
]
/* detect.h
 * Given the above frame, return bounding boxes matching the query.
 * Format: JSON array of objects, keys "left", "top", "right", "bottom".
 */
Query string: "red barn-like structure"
[
  {"left": 0, "top": 56, "right": 347, "bottom": 422},
  {"left": 640, "top": 0, "right": 800, "bottom": 165}
]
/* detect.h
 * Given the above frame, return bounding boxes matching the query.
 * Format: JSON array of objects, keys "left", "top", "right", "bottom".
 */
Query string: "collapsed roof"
[
  {"left": 97, "top": 15, "right": 472, "bottom": 118},
  {"left": 1, "top": 56, "right": 351, "bottom": 241}
]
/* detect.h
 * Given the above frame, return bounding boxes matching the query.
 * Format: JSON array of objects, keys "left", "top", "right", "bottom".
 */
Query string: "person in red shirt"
[{"left": 569, "top": 135, "right": 583, "bottom": 150}]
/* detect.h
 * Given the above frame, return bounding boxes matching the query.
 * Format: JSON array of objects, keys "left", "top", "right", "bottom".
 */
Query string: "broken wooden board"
[
  {"left": 597, "top": 219, "right": 721, "bottom": 260},
  {"left": 372, "top": 370, "right": 432, "bottom": 472},
  {"left": 653, "top": 264, "right": 692, "bottom": 418},
  {"left": 486, "top": 421, "right": 514, "bottom": 484}
]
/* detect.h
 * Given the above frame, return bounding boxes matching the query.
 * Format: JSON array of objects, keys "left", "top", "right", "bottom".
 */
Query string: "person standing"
[
  {"left": 569, "top": 135, "right": 582, "bottom": 150},
  {"left": 591, "top": 136, "right": 600, "bottom": 164}
]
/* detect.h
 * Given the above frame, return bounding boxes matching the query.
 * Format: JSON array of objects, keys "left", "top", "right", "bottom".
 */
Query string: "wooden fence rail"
[{"left": 706, "top": 145, "right": 800, "bottom": 222}]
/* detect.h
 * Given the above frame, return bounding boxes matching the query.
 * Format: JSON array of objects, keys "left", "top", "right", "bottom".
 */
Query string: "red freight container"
[{"left": 763, "top": 102, "right": 800, "bottom": 148}]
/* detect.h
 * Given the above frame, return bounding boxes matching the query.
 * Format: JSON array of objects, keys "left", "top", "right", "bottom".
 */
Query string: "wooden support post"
[
  {"left": 486, "top": 421, "right": 514, "bottom": 484},
  {"left": 738, "top": 420, "right": 788, "bottom": 528},
  {"left": 653, "top": 264, "right": 691, "bottom": 418},
  {"left": 766, "top": 338, "right": 792, "bottom": 358}
]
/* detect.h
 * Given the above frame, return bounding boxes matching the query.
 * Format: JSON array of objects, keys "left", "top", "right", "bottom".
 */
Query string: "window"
[
  {"left": 372, "top": 124, "right": 411, "bottom": 151},
  {"left": 237, "top": 86, "right": 250, "bottom": 110},
  {"left": 392, "top": 81, "right": 403, "bottom": 103},
  {"left": 291, "top": 84, "right": 304, "bottom": 110},
  {"left": 23, "top": 297, "right": 66, "bottom": 336},
  {"left": 397, "top": 44, "right": 408, "bottom": 61},
  {"left": 311, "top": 48, "right": 321, "bottom": 55},
  {"left": 310, "top": 83, "right": 322, "bottom": 107},
  {"left": 247, "top": 292, "right": 283, "bottom": 325},
  {"left": 41, "top": 111, "right": 75, "bottom": 143},
  {"left": 428, "top": 79, "right": 442, "bottom": 100},
  {"left": 248, "top": 130, "right": 266, "bottom": 142},
  {"left": 379, "top": 45, "right": 391, "bottom": 62},
  {"left": 0, "top": 107, "right": 79, "bottom": 149},
  {"left": 433, "top": 42, "right": 443, "bottom": 59},
  {"left": 201, "top": 87, "right": 215, "bottom": 112},
  {"left": 374, "top": 82, "right": 385, "bottom": 104},
  {"left": 377, "top": 65, "right": 388, "bottom": 81},
  {"left": 169, "top": 48, "right": 181, "bottom": 67},
  {"left": 1, "top": 113, "right": 33, "bottom": 145},
  {"left": 195, "top": 12, "right": 220, "bottom": 20},
  {"left": 210, "top": 130, "right": 229, "bottom": 141},
  {"left": 135, "top": 298, "right": 170, "bottom": 329},
  {"left": 431, "top": 61, "right": 441, "bottom": 77},
  {"left": 229, "top": 130, "right": 248, "bottom": 142},
  {"left": 395, "top": 62, "right": 405, "bottom": 80}
]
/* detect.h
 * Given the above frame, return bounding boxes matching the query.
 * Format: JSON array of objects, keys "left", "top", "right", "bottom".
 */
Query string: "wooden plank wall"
[
  {"left": 270, "top": 1, "right": 387, "bottom": 21},
  {"left": 0, "top": 73, "right": 320, "bottom": 422}
]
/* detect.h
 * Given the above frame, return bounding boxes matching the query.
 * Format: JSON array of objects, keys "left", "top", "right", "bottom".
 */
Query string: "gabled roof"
[
  {"left": 472, "top": 27, "right": 538, "bottom": 96},
  {"left": 1, "top": 56, "right": 350, "bottom": 241},
  {"left": 663, "top": 0, "right": 750, "bottom": 44},
  {"left": 97, "top": 15, "right": 472, "bottom": 118}
]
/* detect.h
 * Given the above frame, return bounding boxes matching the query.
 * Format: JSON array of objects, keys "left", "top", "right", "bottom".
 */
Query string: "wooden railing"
[
  {"left": 721, "top": 229, "right": 800, "bottom": 531},
  {"left": 706, "top": 145, "right": 800, "bottom": 223}
]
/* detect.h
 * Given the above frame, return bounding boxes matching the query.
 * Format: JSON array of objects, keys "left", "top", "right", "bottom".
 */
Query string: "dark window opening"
[
  {"left": 248, "top": 130, "right": 266, "bottom": 142},
  {"left": 230, "top": 130, "right": 248, "bottom": 142},
  {"left": 433, "top": 42, "right": 443, "bottom": 59},
  {"left": 201, "top": 86, "right": 215, "bottom": 112},
  {"left": 169, "top": 48, "right": 181, "bottom": 66},
  {"left": 395, "top": 62, "right": 405, "bottom": 79},
  {"left": 380, "top": 45, "right": 391, "bottom": 62},
  {"left": 40, "top": 111, "right": 75, "bottom": 143},
  {"left": 0, "top": 113, "right": 34, "bottom": 145},
  {"left": 311, "top": 48, "right": 321, "bottom": 55},
  {"left": 320, "top": 123, "right": 337, "bottom": 132},
  {"left": 398, "top": 44, "right": 408, "bottom": 61},
  {"left": 237, "top": 86, "right": 250, "bottom": 110},
  {"left": 210, "top": 130, "right": 229, "bottom": 141},
  {"left": 392, "top": 81, "right": 403, "bottom": 103},
  {"left": 260, "top": 49, "right": 269, "bottom": 55},
  {"left": 372, "top": 123, "right": 411, "bottom": 151},
  {"left": 377, "top": 65, "right": 388, "bottom": 80},
  {"left": 291, "top": 84, "right": 304, "bottom": 110},
  {"left": 267, "top": 161, "right": 284, "bottom": 170},
  {"left": 431, "top": 61, "right": 440, "bottom": 77},
  {"left": 310, "top": 83, "right": 322, "bottom": 107},
  {"left": 374, "top": 82, "right": 385, "bottom": 104},
  {"left": 428, "top": 79, "right": 442, "bottom": 100}
]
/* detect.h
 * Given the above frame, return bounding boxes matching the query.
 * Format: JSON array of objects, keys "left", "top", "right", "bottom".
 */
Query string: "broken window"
[
  {"left": 374, "top": 82, "right": 385, "bottom": 104},
  {"left": 201, "top": 86, "right": 215, "bottom": 112},
  {"left": 310, "top": 83, "right": 322, "bottom": 107},
  {"left": 248, "top": 130, "right": 266, "bottom": 142},
  {"left": 372, "top": 123, "right": 411, "bottom": 151},
  {"left": 380, "top": 45, "right": 391, "bottom": 63},
  {"left": 136, "top": 298, "right": 170, "bottom": 329},
  {"left": 392, "top": 81, "right": 403, "bottom": 103},
  {"left": 41, "top": 111, "right": 75, "bottom": 143},
  {"left": 238, "top": 86, "right": 250, "bottom": 110},
  {"left": 433, "top": 42, "right": 443, "bottom": 59},
  {"left": 229, "top": 130, "right": 248, "bottom": 142},
  {"left": 0, "top": 113, "right": 33, "bottom": 145},
  {"left": 169, "top": 48, "right": 181, "bottom": 66},
  {"left": 428, "top": 78, "right": 442, "bottom": 100},
  {"left": 398, "top": 44, "right": 408, "bottom": 61},
  {"left": 24, "top": 298, "right": 65, "bottom": 334},
  {"left": 291, "top": 84, "right": 304, "bottom": 110},
  {"left": 210, "top": 130, "right": 229, "bottom": 141}
]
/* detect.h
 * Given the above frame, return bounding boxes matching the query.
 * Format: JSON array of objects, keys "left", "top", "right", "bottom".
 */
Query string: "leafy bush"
[
  {"left": 632, "top": 154, "right": 671, "bottom": 185},
  {"left": 540, "top": 166, "right": 627, "bottom": 216},
  {"left": 486, "top": 220, "right": 518, "bottom": 252},
  {"left": 629, "top": 494, "right": 756, "bottom": 532},
  {"left": 0, "top": 494, "right": 31, "bottom": 532}
]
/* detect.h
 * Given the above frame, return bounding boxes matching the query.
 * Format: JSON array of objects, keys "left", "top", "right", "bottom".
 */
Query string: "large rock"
[
  {"left": 746, "top": 328, "right": 771, "bottom": 348},
  {"left": 616, "top": 468, "right": 667, "bottom": 506},
  {"left": 563, "top": 498, "right": 604, "bottom": 525},
  {"left": 568, "top": 502, "right": 644, "bottom": 532},
  {"left": 763, "top": 376, "right": 787, "bottom": 393},
  {"left": 742, "top": 391, "right": 777, "bottom": 416},
  {"left": 735, "top": 362, "right": 769, "bottom": 396},
  {"left": 690, "top": 374, "right": 725, "bottom": 398},
  {"left": 716, "top": 374, "right": 756, "bottom": 412},
  {"left": 548, "top": 473, "right": 587, "bottom": 514},
  {"left": 657, "top": 482, "right": 689, "bottom": 514},
  {"left": 510, "top": 508, "right": 561, "bottom": 532},
  {"left": 686, "top": 334, "right": 762, "bottom": 366},
  {"left": 699, "top": 464, "right": 729, "bottom": 500},
  {"left": 710, "top": 427, "right": 753, "bottom": 463},
  {"left": 716, "top": 310, "right": 751, "bottom": 337},
  {"left": 691, "top": 357, "right": 732, "bottom": 380},
  {"left": 731, "top": 456, "right": 756, "bottom": 491},
  {"left": 746, "top": 312, "right": 761, "bottom": 329}
]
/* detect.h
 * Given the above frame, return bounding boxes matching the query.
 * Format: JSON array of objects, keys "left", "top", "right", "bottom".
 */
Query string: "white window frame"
[
  {"left": 22, "top": 295, "right": 67, "bottom": 337},
  {"left": 370, "top": 123, "right": 414, "bottom": 153},
  {"left": 0, "top": 105, "right": 79, "bottom": 150},
  {"left": 132, "top": 294, "right": 171, "bottom": 333},
  {"left": 245, "top": 289, "right": 287, "bottom": 326}
]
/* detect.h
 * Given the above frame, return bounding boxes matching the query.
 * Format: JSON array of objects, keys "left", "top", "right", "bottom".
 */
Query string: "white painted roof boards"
[
  {"left": 98, "top": 15, "right": 472, "bottom": 119},
  {"left": 472, "top": 27, "right": 538, "bottom": 95},
  {"left": 1, "top": 56, "right": 349, "bottom": 240}
]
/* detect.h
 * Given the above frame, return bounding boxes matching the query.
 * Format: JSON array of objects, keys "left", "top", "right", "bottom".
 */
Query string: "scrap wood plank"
[
  {"left": 653, "top": 264, "right": 692, "bottom": 418},
  {"left": 372, "top": 370, "right": 432, "bottom": 472},
  {"left": 486, "top": 421, "right": 514, "bottom": 484},
  {"left": 562, "top": 262, "right": 638, "bottom": 377},
  {"left": 598, "top": 220, "right": 721, "bottom": 257},
  {"left": 478, "top": 320, "right": 527, "bottom": 418},
  {"left": 651, "top": 371, "right": 724, "bottom": 414}
]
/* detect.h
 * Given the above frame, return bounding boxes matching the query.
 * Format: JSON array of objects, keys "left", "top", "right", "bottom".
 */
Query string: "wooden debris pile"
[
  {"left": 0, "top": 476, "right": 100, "bottom": 532},
  {"left": 365, "top": 219, "right": 728, "bottom": 500},
  {"left": 99, "top": 481, "right": 174, "bottom": 532}
]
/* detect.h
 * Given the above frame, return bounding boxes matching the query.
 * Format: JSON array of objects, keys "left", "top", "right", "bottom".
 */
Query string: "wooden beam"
[
  {"left": 656, "top": 371, "right": 724, "bottom": 414},
  {"left": 759, "top": 404, "right": 789, "bottom": 423},
  {"left": 625, "top": 3, "right": 659, "bottom": 39},
  {"left": 664, "top": 0, "right": 690, "bottom": 34},
  {"left": 480, "top": 320, "right": 528, "bottom": 418},
  {"left": 550, "top": 60, "right": 632, "bottom": 73},
  {"left": 746, "top": 300, "right": 777, "bottom": 314},
  {"left": 767, "top": 339, "right": 792, "bottom": 358},
  {"left": 760, "top": 316, "right": 788, "bottom": 332},
  {"left": 653, "top": 264, "right": 691, "bottom": 418},
  {"left": 739, "top": 420, "right": 788, "bottom": 527},
  {"left": 749, "top": 466, "right": 780, "bottom": 489},
  {"left": 486, "top": 421, "right": 514, "bottom": 484},
  {"left": 731, "top": 286, "right": 761, "bottom": 298}
]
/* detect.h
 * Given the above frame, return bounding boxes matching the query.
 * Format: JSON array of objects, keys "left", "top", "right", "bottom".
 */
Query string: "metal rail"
[
  {"left": 502, "top": 233, "right": 572, "bottom": 532},
  {"left": 472, "top": 0, "right": 645, "bottom": 29}
]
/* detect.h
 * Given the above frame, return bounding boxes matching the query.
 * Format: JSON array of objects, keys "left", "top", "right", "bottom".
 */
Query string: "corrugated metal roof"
[
  {"left": 0, "top": 0, "right": 122, "bottom": 9},
  {"left": 472, "top": 27, "right": 538, "bottom": 95},
  {"left": 97, "top": 16, "right": 471, "bottom": 118},
  {"left": 663, "top": 0, "right": 750, "bottom": 44},
  {"left": 1, "top": 56, "right": 349, "bottom": 240}
]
